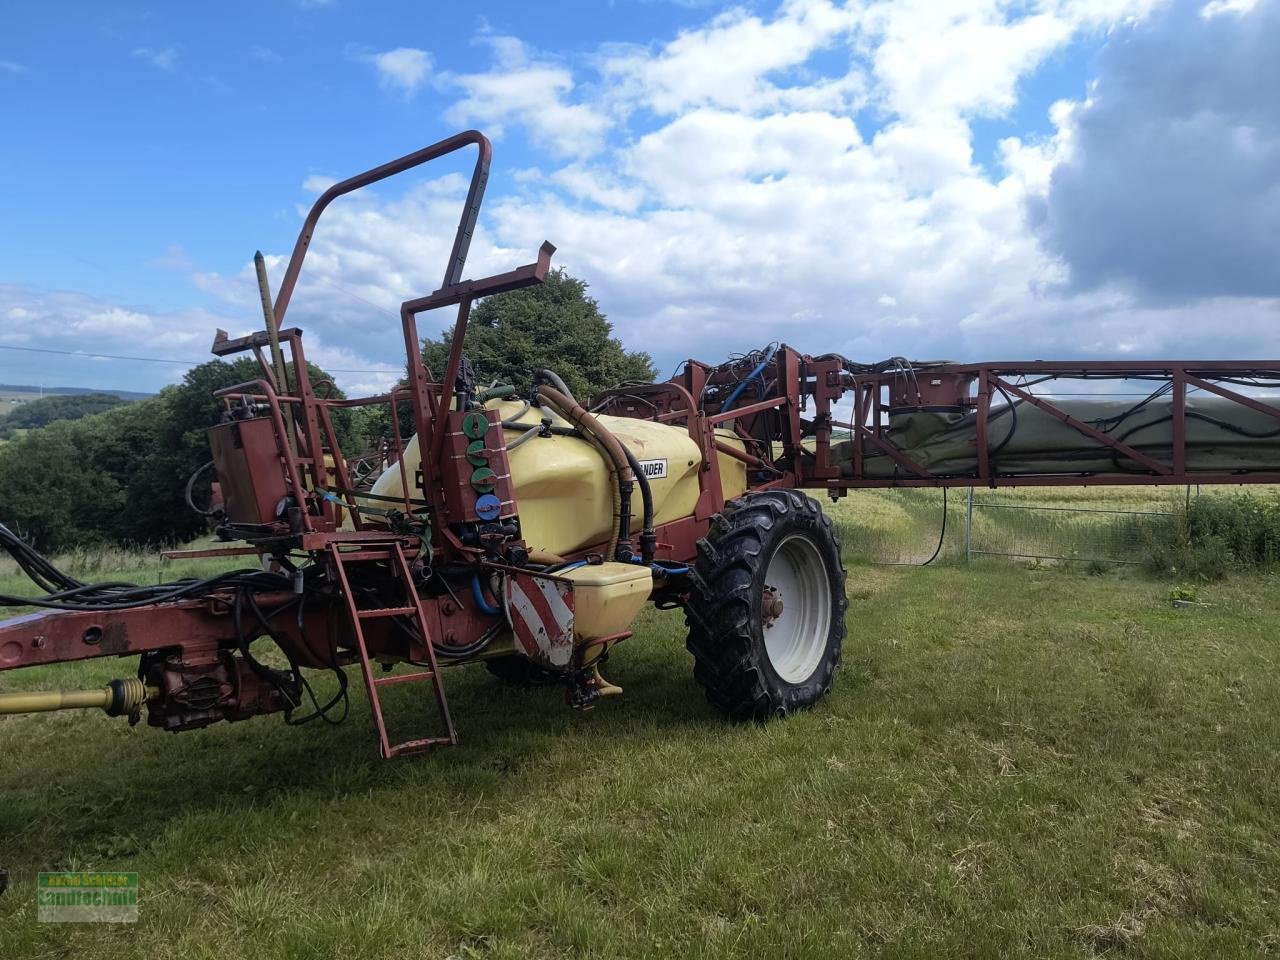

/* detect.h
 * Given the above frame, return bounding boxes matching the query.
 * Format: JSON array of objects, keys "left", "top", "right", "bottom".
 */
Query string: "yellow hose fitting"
[{"left": 592, "top": 665, "right": 623, "bottom": 697}]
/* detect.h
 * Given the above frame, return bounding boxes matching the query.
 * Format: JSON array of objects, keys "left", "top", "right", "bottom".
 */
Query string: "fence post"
[{"left": 965, "top": 486, "right": 974, "bottom": 562}]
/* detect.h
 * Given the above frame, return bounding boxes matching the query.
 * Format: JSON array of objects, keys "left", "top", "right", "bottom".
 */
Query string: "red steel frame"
[
  {"left": 813, "top": 360, "right": 1280, "bottom": 489},
  {"left": 4, "top": 129, "right": 1280, "bottom": 750}
]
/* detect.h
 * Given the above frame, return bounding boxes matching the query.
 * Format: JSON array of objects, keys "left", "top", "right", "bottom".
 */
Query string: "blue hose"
[
  {"left": 650, "top": 560, "right": 689, "bottom": 577},
  {"left": 720, "top": 343, "right": 779, "bottom": 414},
  {"left": 470, "top": 574, "right": 501, "bottom": 615}
]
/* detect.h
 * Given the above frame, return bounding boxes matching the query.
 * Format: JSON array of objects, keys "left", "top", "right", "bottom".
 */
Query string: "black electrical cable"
[
  {"left": 874, "top": 487, "right": 948, "bottom": 566},
  {"left": 421, "top": 618, "right": 504, "bottom": 660},
  {"left": 619, "top": 443, "right": 656, "bottom": 563},
  {"left": 184, "top": 460, "right": 218, "bottom": 517},
  {"left": 0, "top": 522, "right": 82, "bottom": 593},
  {"left": 390, "top": 589, "right": 501, "bottom": 660},
  {"left": 1104, "top": 408, "right": 1280, "bottom": 473},
  {"left": 0, "top": 561, "right": 290, "bottom": 611},
  {"left": 503, "top": 420, "right": 578, "bottom": 437},
  {"left": 986, "top": 382, "right": 1020, "bottom": 458},
  {"left": 231, "top": 585, "right": 350, "bottom": 727},
  {"left": 232, "top": 587, "right": 302, "bottom": 711}
]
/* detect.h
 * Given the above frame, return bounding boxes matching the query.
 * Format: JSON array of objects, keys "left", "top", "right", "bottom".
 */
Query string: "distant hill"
[
  {"left": 0, "top": 391, "right": 138, "bottom": 439},
  {"left": 0, "top": 384, "right": 152, "bottom": 401}
]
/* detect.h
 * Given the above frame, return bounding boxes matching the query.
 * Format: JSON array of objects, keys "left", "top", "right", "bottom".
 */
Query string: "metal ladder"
[{"left": 326, "top": 539, "right": 457, "bottom": 758}]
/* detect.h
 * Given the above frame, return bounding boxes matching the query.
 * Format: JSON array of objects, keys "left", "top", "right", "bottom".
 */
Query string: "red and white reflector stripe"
[{"left": 504, "top": 573, "right": 575, "bottom": 668}]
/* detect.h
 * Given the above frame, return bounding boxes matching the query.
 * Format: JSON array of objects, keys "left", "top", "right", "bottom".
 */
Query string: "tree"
[
  {"left": 0, "top": 419, "right": 125, "bottom": 550},
  {"left": 0, "top": 392, "right": 131, "bottom": 439},
  {"left": 136, "top": 357, "right": 355, "bottom": 545},
  {"left": 0, "top": 356, "right": 350, "bottom": 551},
  {"left": 420, "top": 268, "right": 656, "bottom": 401}
]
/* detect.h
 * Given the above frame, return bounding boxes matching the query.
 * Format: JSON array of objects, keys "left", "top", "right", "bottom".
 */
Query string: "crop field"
[
  {"left": 2, "top": 491, "right": 1280, "bottom": 958},
  {"left": 0, "top": 388, "right": 40, "bottom": 419}
]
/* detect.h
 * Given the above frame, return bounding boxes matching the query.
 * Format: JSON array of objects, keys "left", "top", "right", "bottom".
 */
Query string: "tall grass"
[
  {"left": 828, "top": 485, "right": 1280, "bottom": 579},
  {"left": 1138, "top": 490, "right": 1280, "bottom": 580}
]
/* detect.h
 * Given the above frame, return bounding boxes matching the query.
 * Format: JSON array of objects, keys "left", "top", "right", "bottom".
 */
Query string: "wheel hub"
[
  {"left": 761, "top": 533, "right": 831, "bottom": 684},
  {"left": 761, "top": 587, "right": 785, "bottom": 627}
]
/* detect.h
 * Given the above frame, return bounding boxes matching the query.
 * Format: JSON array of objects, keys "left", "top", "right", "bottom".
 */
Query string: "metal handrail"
[{"left": 272, "top": 130, "right": 493, "bottom": 328}]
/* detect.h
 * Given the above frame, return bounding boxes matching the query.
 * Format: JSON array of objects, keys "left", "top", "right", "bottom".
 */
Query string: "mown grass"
[{"left": 2, "top": 503, "right": 1280, "bottom": 957}]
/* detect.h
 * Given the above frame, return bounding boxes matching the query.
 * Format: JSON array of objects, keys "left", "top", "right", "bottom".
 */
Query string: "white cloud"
[
  {"left": 0, "top": 283, "right": 400, "bottom": 396},
  {"left": 0, "top": 60, "right": 28, "bottom": 75},
  {"left": 1037, "top": 0, "right": 1280, "bottom": 301},
  {"left": 149, "top": 243, "right": 193, "bottom": 271},
  {"left": 1201, "top": 0, "right": 1259, "bottom": 17},
  {"left": 249, "top": 45, "right": 283, "bottom": 63},
  {"left": 599, "top": 1, "right": 865, "bottom": 115},
  {"left": 548, "top": 165, "right": 645, "bottom": 212},
  {"left": 368, "top": 47, "right": 432, "bottom": 95},
  {"left": 121, "top": 0, "right": 1280, "bottom": 393},
  {"left": 443, "top": 37, "right": 611, "bottom": 157},
  {"left": 302, "top": 174, "right": 338, "bottom": 194},
  {"left": 130, "top": 45, "right": 181, "bottom": 71},
  {"left": 865, "top": 3, "right": 1072, "bottom": 123}
]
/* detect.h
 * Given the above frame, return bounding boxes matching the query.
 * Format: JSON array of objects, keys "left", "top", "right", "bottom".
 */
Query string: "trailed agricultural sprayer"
[{"left": 5, "top": 130, "right": 1280, "bottom": 758}]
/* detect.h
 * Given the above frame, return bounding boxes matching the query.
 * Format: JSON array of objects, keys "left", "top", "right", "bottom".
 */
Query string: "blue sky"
[{"left": 1, "top": 0, "right": 1277, "bottom": 395}]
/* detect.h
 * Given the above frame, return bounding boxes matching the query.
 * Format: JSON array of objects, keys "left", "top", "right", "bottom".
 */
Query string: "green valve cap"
[
  {"left": 470, "top": 466, "right": 497, "bottom": 493},
  {"left": 466, "top": 439, "right": 489, "bottom": 466},
  {"left": 462, "top": 411, "right": 490, "bottom": 439}
]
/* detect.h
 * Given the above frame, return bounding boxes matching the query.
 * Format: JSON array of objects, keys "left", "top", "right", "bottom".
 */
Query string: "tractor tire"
[
  {"left": 484, "top": 655, "right": 561, "bottom": 686},
  {"left": 685, "top": 489, "right": 847, "bottom": 720}
]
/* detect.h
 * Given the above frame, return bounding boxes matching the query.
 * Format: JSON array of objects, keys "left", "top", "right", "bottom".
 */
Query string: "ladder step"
[
  {"left": 386, "top": 736, "right": 454, "bottom": 758},
  {"left": 335, "top": 550, "right": 402, "bottom": 562},
  {"left": 356, "top": 605, "right": 418, "bottom": 619},
  {"left": 327, "top": 539, "right": 457, "bottom": 759},
  {"left": 373, "top": 670, "right": 436, "bottom": 688}
]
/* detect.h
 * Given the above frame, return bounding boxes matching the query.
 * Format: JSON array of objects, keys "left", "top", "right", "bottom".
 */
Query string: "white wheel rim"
[{"left": 762, "top": 533, "right": 831, "bottom": 684}]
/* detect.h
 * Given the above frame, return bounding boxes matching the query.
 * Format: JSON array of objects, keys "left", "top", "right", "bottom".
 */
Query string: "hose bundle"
[
  {"left": 0, "top": 521, "right": 289, "bottom": 611},
  {"left": 535, "top": 384, "right": 640, "bottom": 563}
]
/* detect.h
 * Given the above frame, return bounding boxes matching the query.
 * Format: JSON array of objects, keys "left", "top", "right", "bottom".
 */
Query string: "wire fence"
[
  {"left": 829, "top": 486, "right": 1194, "bottom": 567},
  {"left": 962, "top": 489, "right": 1187, "bottom": 566}
]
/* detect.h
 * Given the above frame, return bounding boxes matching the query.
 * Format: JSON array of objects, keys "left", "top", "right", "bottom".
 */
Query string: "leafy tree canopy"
[
  {"left": 421, "top": 268, "right": 656, "bottom": 401},
  {"left": 0, "top": 392, "right": 131, "bottom": 439},
  {"left": 0, "top": 357, "right": 348, "bottom": 551}
]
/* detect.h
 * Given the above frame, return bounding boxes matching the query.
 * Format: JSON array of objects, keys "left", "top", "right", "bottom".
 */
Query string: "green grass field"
[{"left": 2, "top": 494, "right": 1280, "bottom": 958}]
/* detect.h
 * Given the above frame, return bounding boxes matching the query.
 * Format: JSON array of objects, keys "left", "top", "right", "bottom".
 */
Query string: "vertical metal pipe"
[
  {"left": 1172, "top": 368, "right": 1187, "bottom": 477},
  {"left": 965, "top": 486, "right": 974, "bottom": 562},
  {"left": 254, "top": 251, "right": 296, "bottom": 456}
]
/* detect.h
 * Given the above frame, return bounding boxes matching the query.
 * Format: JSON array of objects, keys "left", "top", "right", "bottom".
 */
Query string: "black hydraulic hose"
[
  {"left": 620, "top": 444, "right": 656, "bottom": 563},
  {"left": 923, "top": 486, "right": 947, "bottom": 566},
  {"left": 533, "top": 368, "right": 652, "bottom": 558},
  {"left": 874, "top": 487, "right": 948, "bottom": 567},
  {"left": 0, "top": 568, "right": 290, "bottom": 611},
  {"left": 537, "top": 385, "right": 635, "bottom": 561},
  {"left": 0, "top": 523, "right": 81, "bottom": 593},
  {"left": 1105, "top": 409, "right": 1280, "bottom": 473},
  {"left": 502, "top": 419, "right": 578, "bottom": 437},
  {"left": 987, "top": 382, "right": 1019, "bottom": 458}
]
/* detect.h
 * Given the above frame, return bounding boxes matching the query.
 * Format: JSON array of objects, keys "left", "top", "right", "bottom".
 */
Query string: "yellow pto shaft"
[{"left": 0, "top": 678, "right": 156, "bottom": 717}]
